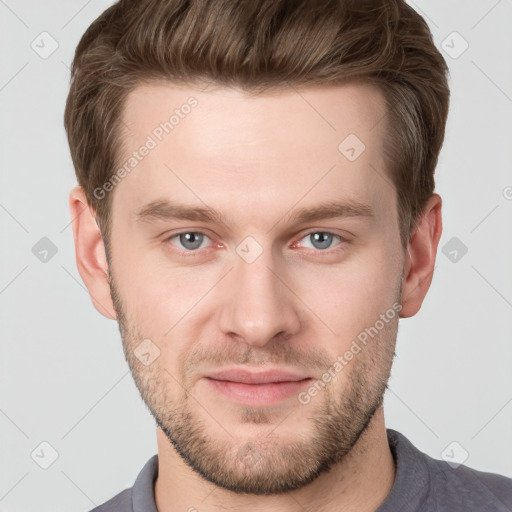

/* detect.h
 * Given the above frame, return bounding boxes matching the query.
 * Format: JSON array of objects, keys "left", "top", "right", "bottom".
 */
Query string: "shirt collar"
[{"left": 132, "top": 453, "right": 159, "bottom": 512}]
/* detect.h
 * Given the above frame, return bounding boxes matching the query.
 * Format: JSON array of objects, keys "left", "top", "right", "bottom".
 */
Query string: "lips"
[
  {"left": 202, "top": 368, "right": 313, "bottom": 406},
  {"left": 204, "top": 368, "right": 311, "bottom": 384}
]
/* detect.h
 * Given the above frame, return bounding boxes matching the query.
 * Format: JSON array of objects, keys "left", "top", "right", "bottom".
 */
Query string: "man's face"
[{"left": 107, "top": 81, "right": 405, "bottom": 494}]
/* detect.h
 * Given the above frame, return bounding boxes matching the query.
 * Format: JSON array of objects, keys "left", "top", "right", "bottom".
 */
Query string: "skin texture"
[{"left": 69, "top": 81, "right": 442, "bottom": 511}]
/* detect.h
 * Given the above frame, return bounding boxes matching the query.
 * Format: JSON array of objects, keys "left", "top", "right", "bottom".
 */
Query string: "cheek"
[
  {"left": 111, "top": 225, "right": 201, "bottom": 317},
  {"left": 292, "top": 245, "right": 400, "bottom": 344},
  {"left": 118, "top": 258, "right": 215, "bottom": 340}
]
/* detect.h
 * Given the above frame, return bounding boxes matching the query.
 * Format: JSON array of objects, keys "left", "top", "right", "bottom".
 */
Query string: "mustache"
[{"left": 179, "top": 340, "right": 334, "bottom": 375}]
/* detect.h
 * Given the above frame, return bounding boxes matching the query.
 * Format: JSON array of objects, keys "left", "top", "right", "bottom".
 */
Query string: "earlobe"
[
  {"left": 399, "top": 194, "right": 443, "bottom": 318},
  {"left": 68, "top": 186, "right": 117, "bottom": 320}
]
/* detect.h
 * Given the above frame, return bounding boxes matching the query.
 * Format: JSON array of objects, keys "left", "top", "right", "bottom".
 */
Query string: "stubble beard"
[{"left": 108, "top": 270, "right": 398, "bottom": 495}]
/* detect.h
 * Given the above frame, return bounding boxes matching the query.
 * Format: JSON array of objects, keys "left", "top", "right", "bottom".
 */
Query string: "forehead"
[
  {"left": 114, "top": 80, "right": 394, "bottom": 230},
  {"left": 121, "top": 80, "right": 387, "bottom": 152}
]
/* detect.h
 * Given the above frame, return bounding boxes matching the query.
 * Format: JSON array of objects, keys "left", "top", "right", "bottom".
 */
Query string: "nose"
[{"left": 218, "top": 247, "right": 302, "bottom": 348}]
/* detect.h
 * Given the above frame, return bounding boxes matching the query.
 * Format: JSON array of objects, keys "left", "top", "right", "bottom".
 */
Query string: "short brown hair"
[{"left": 64, "top": 0, "right": 450, "bottom": 254}]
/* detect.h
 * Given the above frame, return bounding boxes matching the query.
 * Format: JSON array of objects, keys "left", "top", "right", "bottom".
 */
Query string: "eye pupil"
[
  {"left": 180, "top": 232, "right": 203, "bottom": 250},
  {"left": 310, "top": 232, "right": 333, "bottom": 250}
]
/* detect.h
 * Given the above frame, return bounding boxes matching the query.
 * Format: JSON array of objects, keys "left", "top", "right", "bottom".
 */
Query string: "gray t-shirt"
[{"left": 90, "top": 429, "right": 512, "bottom": 511}]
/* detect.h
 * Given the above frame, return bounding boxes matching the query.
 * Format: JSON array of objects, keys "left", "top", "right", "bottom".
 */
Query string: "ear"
[
  {"left": 399, "top": 193, "right": 442, "bottom": 318},
  {"left": 68, "top": 186, "right": 117, "bottom": 320}
]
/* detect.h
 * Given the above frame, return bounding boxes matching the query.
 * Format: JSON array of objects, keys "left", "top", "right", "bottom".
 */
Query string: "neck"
[{"left": 154, "top": 407, "right": 396, "bottom": 512}]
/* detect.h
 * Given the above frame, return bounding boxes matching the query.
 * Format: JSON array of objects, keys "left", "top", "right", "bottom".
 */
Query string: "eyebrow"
[{"left": 135, "top": 198, "right": 374, "bottom": 226}]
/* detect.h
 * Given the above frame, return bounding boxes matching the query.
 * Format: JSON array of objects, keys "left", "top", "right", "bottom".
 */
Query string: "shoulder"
[
  {"left": 386, "top": 429, "right": 512, "bottom": 511},
  {"left": 85, "top": 454, "right": 158, "bottom": 512},
  {"left": 429, "top": 457, "right": 512, "bottom": 510},
  {"left": 87, "top": 487, "right": 132, "bottom": 512}
]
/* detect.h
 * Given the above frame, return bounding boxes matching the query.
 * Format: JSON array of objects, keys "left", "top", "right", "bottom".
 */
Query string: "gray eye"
[
  {"left": 179, "top": 232, "right": 205, "bottom": 250},
  {"left": 308, "top": 232, "right": 335, "bottom": 250}
]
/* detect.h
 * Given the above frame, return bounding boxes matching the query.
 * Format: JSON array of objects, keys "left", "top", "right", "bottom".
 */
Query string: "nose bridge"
[{"left": 218, "top": 240, "right": 301, "bottom": 346}]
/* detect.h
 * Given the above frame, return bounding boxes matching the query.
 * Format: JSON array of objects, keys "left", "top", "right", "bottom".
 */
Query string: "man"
[{"left": 64, "top": 0, "right": 512, "bottom": 511}]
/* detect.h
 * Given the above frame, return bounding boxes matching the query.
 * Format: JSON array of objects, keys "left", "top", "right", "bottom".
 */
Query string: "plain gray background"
[{"left": 1, "top": 1, "right": 511, "bottom": 511}]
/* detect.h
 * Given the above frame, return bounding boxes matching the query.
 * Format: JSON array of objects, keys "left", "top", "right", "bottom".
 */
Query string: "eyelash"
[{"left": 164, "top": 230, "right": 349, "bottom": 258}]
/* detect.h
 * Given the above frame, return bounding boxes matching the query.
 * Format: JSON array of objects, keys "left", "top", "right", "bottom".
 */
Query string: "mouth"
[{"left": 202, "top": 368, "right": 314, "bottom": 406}]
